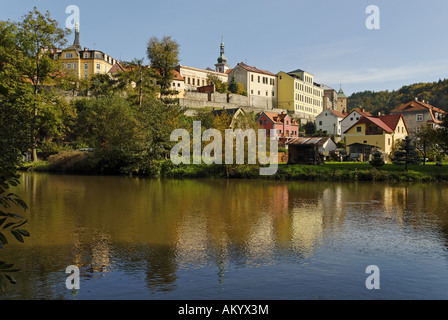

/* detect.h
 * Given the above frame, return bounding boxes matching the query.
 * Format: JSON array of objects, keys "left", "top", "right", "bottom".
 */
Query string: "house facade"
[
  {"left": 340, "top": 108, "right": 373, "bottom": 139},
  {"left": 229, "top": 62, "right": 278, "bottom": 109},
  {"left": 256, "top": 112, "right": 299, "bottom": 138},
  {"left": 55, "top": 23, "right": 118, "bottom": 80},
  {"left": 277, "top": 69, "right": 324, "bottom": 124},
  {"left": 176, "top": 65, "right": 228, "bottom": 92},
  {"left": 390, "top": 98, "right": 446, "bottom": 137},
  {"left": 316, "top": 109, "right": 346, "bottom": 137},
  {"left": 344, "top": 114, "right": 408, "bottom": 161}
]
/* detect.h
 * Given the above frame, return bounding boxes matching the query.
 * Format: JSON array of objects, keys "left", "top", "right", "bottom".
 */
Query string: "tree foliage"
[
  {"left": 146, "top": 35, "right": 180, "bottom": 102},
  {"left": 392, "top": 136, "right": 422, "bottom": 170},
  {"left": 348, "top": 79, "right": 448, "bottom": 115},
  {"left": 369, "top": 148, "right": 385, "bottom": 168}
]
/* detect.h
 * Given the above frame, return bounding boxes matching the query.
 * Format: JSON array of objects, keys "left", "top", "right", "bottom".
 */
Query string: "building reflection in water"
[{"left": 7, "top": 173, "right": 448, "bottom": 298}]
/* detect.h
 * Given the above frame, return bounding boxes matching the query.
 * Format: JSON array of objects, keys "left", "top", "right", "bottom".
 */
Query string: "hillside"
[{"left": 347, "top": 78, "right": 448, "bottom": 115}]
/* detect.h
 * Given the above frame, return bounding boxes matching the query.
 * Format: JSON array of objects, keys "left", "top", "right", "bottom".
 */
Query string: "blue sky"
[{"left": 2, "top": 0, "right": 448, "bottom": 95}]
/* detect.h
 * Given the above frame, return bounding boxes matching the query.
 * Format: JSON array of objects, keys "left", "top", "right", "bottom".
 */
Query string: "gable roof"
[
  {"left": 235, "top": 62, "right": 276, "bottom": 77},
  {"left": 378, "top": 114, "right": 403, "bottom": 131},
  {"left": 352, "top": 108, "right": 372, "bottom": 117},
  {"left": 108, "top": 63, "right": 126, "bottom": 74},
  {"left": 326, "top": 109, "right": 347, "bottom": 118},
  {"left": 258, "top": 112, "right": 299, "bottom": 126},
  {"left": 344, "top": 116, "right": 392, "bottom": 134},
  {"left": 391, "top": 99, "right": 446, "bottom": 115}
]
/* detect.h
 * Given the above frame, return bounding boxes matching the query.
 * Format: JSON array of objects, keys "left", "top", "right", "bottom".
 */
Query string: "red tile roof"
[
  {"left": 378, "top": 114, "right": 403, "bottom": 132},
  {"left": 391, "top": 100, "right": 446, "bottom": 115},
  {"left": 327, "top": 109, "right": 347, "bottom": 118},
  {"left": 350, "top": 108, "right": 373, "bottom": 117},
  {"left": 236, "top": 62, "right": 276, "bottom": 77},
  {"left": 261, "top": 112, "right": 299, "bottom": 126}
]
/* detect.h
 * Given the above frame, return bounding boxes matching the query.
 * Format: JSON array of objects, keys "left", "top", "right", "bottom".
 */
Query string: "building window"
[
  {"left": 259, "top": 121, "right": 263, "bottom": 125},
  {"left": 84, "top": 63, "right": 88, "bottom": 70},
  {"left": 417, "top": 114, "right": 423, "bottom": 122},
  {"left": 272, "top": 91, "right": 275, "bottom": 97},
  {"left": 96, "top": 63, "right": 101, "bottom": 70},
  {"left": 258, "top": 76, "right": 260, "bottom": 83},
  {"left": 65, "top": 53, "right": 73, "bottom": 58},
  {"left": 319, "top": 121, "right": 322, "bottom": 126},
  {"left": 67, "top": 63, "right": 71, "bottom": 69},
  {"left": 73, "top": 63, "right": 77, "bottom": 70},
  {"left": 388, "top": 138, "right": 391, "bottom": 145},
  {"left": 264, "top": 120, "right": 267, "bottom": 125},
  {"left": 84, "top": 53, "right": 89, "bottom": 58},
  {"left": 258, "top": 91, "right": 260, "bottom": 95},
  {"left": 356, "top": 126, "right": 362, "bottom": 132},
  {"left": 251, "top": 90, "right": 253, "bottom": 94}
]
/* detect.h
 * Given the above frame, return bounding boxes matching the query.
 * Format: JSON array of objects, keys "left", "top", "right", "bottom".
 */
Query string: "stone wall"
[{"left": 180, "top": 91, "right": 281, "bottom": 111}]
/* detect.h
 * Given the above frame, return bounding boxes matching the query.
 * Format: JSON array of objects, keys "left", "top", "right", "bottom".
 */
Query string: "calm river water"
[{"left": 1, "top": 172, "right": 448, "bottom": 300}]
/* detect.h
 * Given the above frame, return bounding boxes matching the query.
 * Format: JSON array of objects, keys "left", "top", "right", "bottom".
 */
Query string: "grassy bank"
[{"left": 20, "top": 152, "right": 448, "bottom": 183}]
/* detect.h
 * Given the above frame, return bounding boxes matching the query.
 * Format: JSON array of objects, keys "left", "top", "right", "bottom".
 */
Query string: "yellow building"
[
  {"left": 277, "top": 69, "right": 323, "bottom": 124},
  {"left": 55, "top": 23, "right": 118, "bottom": 80},
  {"left": 344, "top": 114, "right": 408, "bottom": 161}
]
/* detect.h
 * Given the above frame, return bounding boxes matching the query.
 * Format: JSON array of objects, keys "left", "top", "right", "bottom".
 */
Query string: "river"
[{"left": 1, "top": 172, "right": 448, "bottom": 300}]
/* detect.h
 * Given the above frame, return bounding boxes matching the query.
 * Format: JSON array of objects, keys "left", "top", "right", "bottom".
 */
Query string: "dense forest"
[{"left": 347, "top": 78, "right": 448, "bottom": 115}]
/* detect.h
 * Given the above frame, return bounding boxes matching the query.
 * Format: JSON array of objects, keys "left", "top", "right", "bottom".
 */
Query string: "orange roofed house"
[
  {"left": 344, "top": 114, "right": 409, "bottom": 162},
  {"left": 256, "top": 112, "right": 300, "bottom": 138},
  {"left": 390, "top": 98, "right": 446, "bottom": 137}
]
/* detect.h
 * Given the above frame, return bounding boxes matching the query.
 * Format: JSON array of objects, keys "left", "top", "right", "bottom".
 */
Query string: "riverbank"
[{"left": 21, "top": 159, "right": 448, "bottom": 183}]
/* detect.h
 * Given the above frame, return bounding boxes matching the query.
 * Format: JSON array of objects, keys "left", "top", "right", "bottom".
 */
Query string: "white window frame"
[{"left": 416, "top": 114, "right": 423, "bottom": 122}]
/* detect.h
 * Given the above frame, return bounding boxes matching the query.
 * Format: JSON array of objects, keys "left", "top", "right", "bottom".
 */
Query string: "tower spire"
[
  {"left": 215, "top": 35, "right": 228, "bottom": 73},
  {"left": 72, "top": 21, "right": 81, "bottom": 51}
]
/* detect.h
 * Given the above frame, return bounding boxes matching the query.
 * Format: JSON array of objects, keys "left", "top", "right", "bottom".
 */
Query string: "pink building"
[{"left": 256, "top": 112, "right": 300, "bottom": 137}]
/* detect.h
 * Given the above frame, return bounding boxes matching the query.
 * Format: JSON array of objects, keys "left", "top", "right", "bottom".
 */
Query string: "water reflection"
[{"left": 2, "top": 173, "right": 448, "bottom": 299}]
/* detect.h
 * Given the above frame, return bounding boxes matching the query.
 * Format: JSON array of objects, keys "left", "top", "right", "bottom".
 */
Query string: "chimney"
[{"left": 415, "top": 97, "right": 418, "bottom": 101}]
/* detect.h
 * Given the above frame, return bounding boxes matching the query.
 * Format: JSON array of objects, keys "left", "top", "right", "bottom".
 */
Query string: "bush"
[{"left": 47, "top": 150, "right": 92, "bottom": 173}]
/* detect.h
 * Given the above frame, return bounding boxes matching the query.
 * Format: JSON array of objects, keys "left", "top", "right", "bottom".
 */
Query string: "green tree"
[
  {"left": 0, "top": 21, "right": 31, "bottom": 292},
  {"left": 303, "top": 121, "right": 316, "bottom": 136},
  {"left": 117, "top": 58, "right": 158, "bottom": 107},
  {"left": 392, "top": 136, "right": 422, "bottom": 171},
  {"left": 436, "top": 115, "right": 448, "bottom": 155},
  {"left": 415, "top": 124, "right": 438, "bottom": 165},
  {"left": 74, "top": 95, "right": 141, "bottom": 173},
  {"left": 14, "top": 7, "right": 70, "bottom": 161},
  {"left": 369, "top": 148, "right": 385, "bottom": 168},
  {"left": 228, "top": 76, "right": 238, "bottom": 94},
  {"left": 146, "top": 36, "right": 180, "bottom": 104},
  {"left": 88, "top": 73, "right": 122, "bottom": 98}
]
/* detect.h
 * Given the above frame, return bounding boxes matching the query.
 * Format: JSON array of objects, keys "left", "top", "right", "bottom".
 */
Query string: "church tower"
[
  {"left": 337, "top": 84, "right": 348, "bottom": 113},
  {"left": 215, "top": 36, "right": 229, "bottom": 73},
  {"left": 72, "top": 21, "right": 82, "bottom": 51}
]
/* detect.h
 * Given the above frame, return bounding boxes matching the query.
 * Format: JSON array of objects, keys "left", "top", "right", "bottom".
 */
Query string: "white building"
[
  {"left": 228, "top": 62, "right": 278, "bottom": 109},
  {"left": 175, "top": 65, "right": 228, "bottom": 92},
  {"left": 316, "top": 109, "right": 347, "bottom": 137}
]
